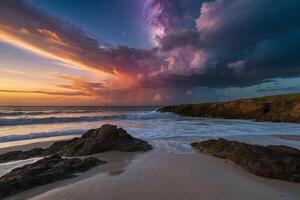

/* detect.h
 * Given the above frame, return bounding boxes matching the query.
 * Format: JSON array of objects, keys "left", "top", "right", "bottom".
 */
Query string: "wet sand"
[
  {"left": 1, "top": 135, "right": 300, "bottom": 200},
  {"left": 0, "top": 135, "right": 78, "bottom": 151}
]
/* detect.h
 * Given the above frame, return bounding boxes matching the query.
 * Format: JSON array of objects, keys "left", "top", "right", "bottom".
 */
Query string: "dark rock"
[
  {"left": 0, "top": 148, "right": 46, "bottom": 163},
  {"left": 49, "top": 124, "right": 153, "bottom": 156},
  {"left": 0, "top": 155, "right": 103, "bottom": 199},
  {"left": 0, "top": 124, "right": 152, "bottom": 163},
  {"left": 46, "top": 140, "right": 71, "bottom": 155},
  {"left": 191, "top": 139, "right": 300, "bottom": 182}
]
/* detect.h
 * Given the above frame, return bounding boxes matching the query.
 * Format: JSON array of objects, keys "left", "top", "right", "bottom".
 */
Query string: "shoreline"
[
  {"left": 1, "top": 132, "right": 300, "bottom": 153},
  {"left": 0, "top": 135, "right": 78, "bottom": 154},
  {"left": 1, "top": 134, "right": 300, "bottom": 200}
]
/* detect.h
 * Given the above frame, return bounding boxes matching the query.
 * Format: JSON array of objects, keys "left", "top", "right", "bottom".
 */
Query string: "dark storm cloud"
[
  {"left": 142, "top": 0, "right": 300, "bottom": 88},
  {"left": 256, "top": 86, "right": 300, "bottom": 93},
  {"left": 1, "top": 0, "right": 300, "bottom": 93},
  {"left": 159, "top": 31, "right": 202, "bottom": 51},
  {"left": 144, "top": 0, "right": 203, "bottom": 34}
]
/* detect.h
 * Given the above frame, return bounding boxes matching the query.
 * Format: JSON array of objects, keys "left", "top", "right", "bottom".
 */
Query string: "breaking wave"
[{"left": 0, "top": 111, "right": 176, "bottom": 126}]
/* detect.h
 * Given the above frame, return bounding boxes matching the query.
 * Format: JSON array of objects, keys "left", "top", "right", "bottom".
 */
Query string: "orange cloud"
[
  {"left": 55, "top": 75, "right": 105, "bottom": 97},
  {"left": 36, "top": 28, "right": 70, "bottom": 47},
  {"left": 0, "top": 1, "right": 167, "bottom": 106},
  {"left": 0, "top": 68, "right": 28, "bottom": 76},
  {"left": 0, "top": 25, "right": 112, "bottom": 78},
  {"left": 0, "top": 89, "right": 86, "bottom": 96}
]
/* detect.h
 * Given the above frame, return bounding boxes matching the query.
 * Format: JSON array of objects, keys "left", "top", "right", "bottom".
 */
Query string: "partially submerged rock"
[
  {"left": 48, "top": 124, "right": 153, "bottom": 156},
  {"left": 0, "top": 125, "right": 151, "bottom": 198},
  {"left": 0, "top": 155, "right": 103, "bottom": 199},
  {"left": 191, "top": 139, "right": 300, "bottom": 182},
  {"left": 0, "top": 124, "right": 153, "bottom": 163}
]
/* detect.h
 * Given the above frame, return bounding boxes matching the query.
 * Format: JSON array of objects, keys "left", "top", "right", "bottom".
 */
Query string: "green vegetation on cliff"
[{"left": 158, "top": 93, "right": 300, "bottom": 123}]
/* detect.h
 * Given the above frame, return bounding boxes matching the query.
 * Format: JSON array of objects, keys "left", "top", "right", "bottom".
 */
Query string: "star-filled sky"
[{"left": 1, "top": 0, "right": 300, "bottom": 106}]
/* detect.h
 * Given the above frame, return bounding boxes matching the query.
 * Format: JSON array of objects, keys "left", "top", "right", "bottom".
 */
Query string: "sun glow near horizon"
[{"left": 1, "top": 0, "right": 300, "bottom": 106}]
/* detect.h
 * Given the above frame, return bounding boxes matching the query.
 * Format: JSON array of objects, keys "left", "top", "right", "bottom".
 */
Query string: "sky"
[{"left": 0, "top": 0, "right": 300, "bottom": 106}]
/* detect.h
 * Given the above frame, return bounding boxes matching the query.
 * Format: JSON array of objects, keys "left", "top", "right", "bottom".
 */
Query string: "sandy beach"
[
  {"left": 1, "top": 0, "right": 300, "bottom": 198},
  {"left": 1, "top": 135, "right": 299, "bottom": 200}
]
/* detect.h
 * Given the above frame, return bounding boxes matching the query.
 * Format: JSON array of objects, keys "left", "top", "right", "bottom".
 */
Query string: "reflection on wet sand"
[{"left": 6, "top": 149, "right": 140, "bottom": 200}]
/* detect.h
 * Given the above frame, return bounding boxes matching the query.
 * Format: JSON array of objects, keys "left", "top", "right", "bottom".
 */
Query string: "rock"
[
  {"left": 46, "top": 140, "right": 71, "bottom": 155},
  {"left": 0, "top": 124, "right": 152, "bottom": 163},
  {"left": 0, "top": 155, "right": 103, "bottom": 199},
  {"left": 0, "top": 148, "right": 46, "bottom": 163},
  {"left": 191, "top": 139, "right": 300, "bottom": 182},
  {"left": 48, "top": 124, "right": 153, "bottom": 156},
  {"left": 158, "top": 93, "right": 300, "bottom": 123}
]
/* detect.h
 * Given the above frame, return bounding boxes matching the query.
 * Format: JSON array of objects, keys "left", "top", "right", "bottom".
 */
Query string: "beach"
[
  {"left": 1, "top": 134, "right": 300, "bottom": 200},
  {"left": 2, "top": 0, "right": 300, "bottom": 199},
  {"left": 1, "top": 107, "right": 300, "bottom": 199}
]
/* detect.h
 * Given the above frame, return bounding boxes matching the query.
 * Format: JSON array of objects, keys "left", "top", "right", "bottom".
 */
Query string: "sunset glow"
[{"left": 1, "top": 0, "right": 300, "bottom": 105}]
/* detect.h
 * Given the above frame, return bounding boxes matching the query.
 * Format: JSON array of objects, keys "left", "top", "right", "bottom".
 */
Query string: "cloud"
[
  {"left": 0, "top": 89, "right": 86, "bottom": 96},
  {"left": 153, "top": 93, "right": 162, "bottom": 102},
  {"left": 36, "top": 28, "right": 70, "bottom": 47},
  {"left": 0, "top": 0, "right": 161, "bottom": 78},
  {"left": 186, "top": 90, "right": 192, "bottom": 96},
  {"left": 0, "top": 68, "right": 28, "bottom": 76},
  {"left": 143, "top": 0, "right": 300, "bottom": 88},
  {"left": 1, "top": 0, "right": 300, "bottom": 105},
  {"left": 227, "top": 60, "right": 245, "bottom": 74},
  {"left": 256, "top": 86, "right": 300, "bottom": 93},
  {"left": 55, "top": 75, "right": 105, "bottom": 97},
  {"left": 158, "top": 30, "right": 202, "bottom": 51},
  {"left": 144, "top": 0, "right": 203, "bottom": 45},
  {"left": 150, "top": 47, "right": 213, "bottom": 77}
]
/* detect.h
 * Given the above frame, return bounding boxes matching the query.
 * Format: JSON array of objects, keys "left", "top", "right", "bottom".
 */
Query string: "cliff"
[{"left": 158, "top": 93, "right": 300, "bottom": 123}]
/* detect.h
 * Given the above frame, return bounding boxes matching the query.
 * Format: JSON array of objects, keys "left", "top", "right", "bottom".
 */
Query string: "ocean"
[
  {"left": 1, "top": 106, "right": 300, "bottom": 149},
  {"left": 2, "top": 106, "right": 300, "bottom": 177}
]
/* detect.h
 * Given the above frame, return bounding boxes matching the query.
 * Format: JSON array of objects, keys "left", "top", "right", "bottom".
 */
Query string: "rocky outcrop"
[
  {"left": 191, "top": 139, "right": 300, "bottom": 182},
  {"left": 0, "top": 155, "right": 103, "bottom": 199},
  {"left": 47, "top": 124, "right": 153, "bottom": 156},
  {"left": 0, "top": 148, "right": 46, "bottom": 163},
  {"left": 159, "top": 93, "right": 300, "bottom": 123},
  {"left": 0, "top": 124, "right": 153, "bottom": 163}
]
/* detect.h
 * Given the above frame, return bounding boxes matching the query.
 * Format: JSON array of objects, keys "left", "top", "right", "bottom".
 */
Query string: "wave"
[
  {"left": 0, "top": 111, "right": 59, "bottom": 117},
  {"left": 0, "top": 107, "right": 159, "bottom": 117},
  {"left": 0, "top": 129, "right": 84, "bottom": 143},
  {"left": 125, "top": 111, "right": 175, "bottom": 120},
  {"left": 0, "top": 110, "right": 111, "bottom": 117},
  {"left": 0, "top": 111, "right": 176, "bottom": 126}
]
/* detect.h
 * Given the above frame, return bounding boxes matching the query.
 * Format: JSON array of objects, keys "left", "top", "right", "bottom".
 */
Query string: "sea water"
[
  {"left": 1, "top": 106, "right": 300, "bottom": 147},
  {"left": 1, "top": 106, "right": 300, "bottom": 174}
]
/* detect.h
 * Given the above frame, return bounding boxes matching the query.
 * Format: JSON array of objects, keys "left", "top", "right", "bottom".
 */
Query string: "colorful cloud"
[{"left": 0, "top": 0, "right": 300, "bottom": 105}]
